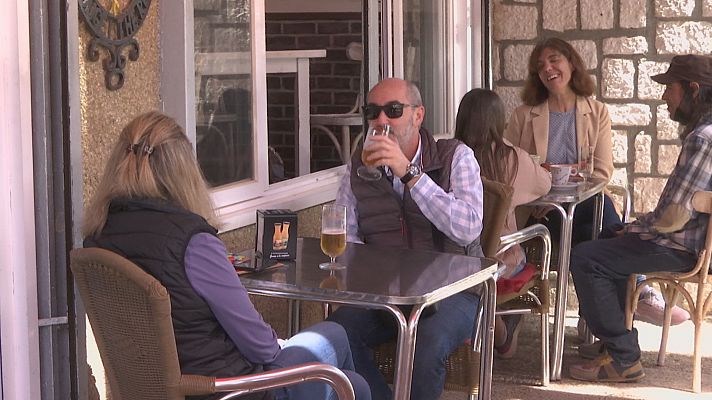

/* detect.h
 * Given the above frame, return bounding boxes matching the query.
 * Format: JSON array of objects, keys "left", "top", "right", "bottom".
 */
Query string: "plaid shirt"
[
  {"left": 336, "top": 141, "right": 483, "bottom": 247},
  {"left": 626, "top": 119, "right": 712, "bottom": 254}
]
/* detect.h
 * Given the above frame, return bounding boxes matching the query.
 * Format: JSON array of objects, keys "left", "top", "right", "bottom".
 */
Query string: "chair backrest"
[
  {"left": 71, "top": 248, "right": 189, "bottom": 400},
  {"left": 480, "top": 177, "right": 514, "bottom": 258},
  {"left": 692, "top": 191, "right": 712, "bottom": 273}
]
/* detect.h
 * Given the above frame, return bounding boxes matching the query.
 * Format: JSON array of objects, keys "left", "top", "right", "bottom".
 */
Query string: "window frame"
[
  {"left": 161, "top": 1, "right": 481, "bottom": 233},
  {"left": 161, "top": 0, "right": 346, "bottom": 233}
]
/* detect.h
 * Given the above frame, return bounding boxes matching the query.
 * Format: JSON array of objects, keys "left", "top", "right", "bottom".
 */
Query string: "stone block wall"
[
  {"left": 492, "top": 0, "right": 712, "bottom": 215},
  {"left": 266, "top": 13, "right": 362, "bottom": 177}
]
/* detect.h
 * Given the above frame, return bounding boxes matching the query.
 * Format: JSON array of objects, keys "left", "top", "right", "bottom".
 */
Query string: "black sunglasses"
[{"left": 362, "top": 102, "right": 419, "bottom": 120}]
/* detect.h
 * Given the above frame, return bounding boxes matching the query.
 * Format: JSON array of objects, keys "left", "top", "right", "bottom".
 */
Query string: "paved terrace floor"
[
  {"left": 440, "top": 281, "right": 712, "bottom": 400},
  {"left": 87, "top": 280, "right": 712, "bottom": 399}
]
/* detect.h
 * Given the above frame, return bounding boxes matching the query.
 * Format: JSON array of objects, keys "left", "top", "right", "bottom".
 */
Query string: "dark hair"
[
  {"left": 522, "top": 37, "right": 596, "bottom": 106},
  {"left": 681, "top": 81, "right": 712, "bottom": 138},
  {"left": 454, "top": 89, "right": 518, "bottom": 185}
]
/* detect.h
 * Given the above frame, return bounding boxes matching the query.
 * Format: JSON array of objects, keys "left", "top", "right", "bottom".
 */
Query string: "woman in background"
[
  {"left": 504, "top": 37, "right": 688, "bottom": 330},
  {"left": 83, "top": 111, "right": 370, "bottom": 400},
  {"left": 455, "top": 88, "right": 551, "bottom": 358},
  {"left": 504, "top": 36, "right": 617, "bottom": 242}
]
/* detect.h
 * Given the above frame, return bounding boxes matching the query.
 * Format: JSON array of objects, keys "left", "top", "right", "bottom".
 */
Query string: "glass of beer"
[
  {"left": 319, "top": 204, "right": 347, "bottom": 270},
  {"left": 356, "top": 124, "right": 391, "bottom": 181}
]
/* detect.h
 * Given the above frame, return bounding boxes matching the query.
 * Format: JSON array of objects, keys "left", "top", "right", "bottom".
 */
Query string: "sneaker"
[
  {"left": 578, "top": 340, "right": 606, "bottom": 360},
  {"left": 495, "top": 314, "right": 522, "bottom": 359},
  {"left": 635, "top": 289, "right": 690, "bottom": 326},
  {"left": 569, "top": 354, "right": 645, "bottom": 383}
]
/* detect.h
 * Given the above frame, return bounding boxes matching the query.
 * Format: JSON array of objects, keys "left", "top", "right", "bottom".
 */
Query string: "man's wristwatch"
[{"left": 400, "top": 163, "right": 422, "bottom": 184}]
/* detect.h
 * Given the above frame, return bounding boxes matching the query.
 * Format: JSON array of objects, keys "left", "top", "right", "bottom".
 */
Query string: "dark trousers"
[
  {"left": 570, "top": 233, "right": 696, "bottom": 365},
  {"left": 541, "top": 194, "right": 622, "bottom": 245},
  {"left": 326, "top": 292, "right": 479, "bottom": 400}
]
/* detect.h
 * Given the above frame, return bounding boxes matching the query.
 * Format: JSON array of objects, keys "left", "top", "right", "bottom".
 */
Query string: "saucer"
[{"left": 551, "top": 182, "right": 579, "bottom": 190}]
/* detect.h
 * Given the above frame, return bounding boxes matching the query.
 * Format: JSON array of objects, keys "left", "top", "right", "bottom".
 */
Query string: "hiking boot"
[
  {"left": 569, "top": 354, "right": 645, "bottom": 383},
  {"left": 635, "top": 289, "right": 690, "bottom": 326},
  {"left": 578, "top": 340, "right": 606, "bottom": 360},
  {"left": 495, "top": 314, "right": 522, "bottom": 359}
]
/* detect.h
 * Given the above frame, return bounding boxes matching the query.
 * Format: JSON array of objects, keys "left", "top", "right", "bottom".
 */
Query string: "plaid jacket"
[{"left": 627, "top": 117, "right": 712, "bottom": 254}]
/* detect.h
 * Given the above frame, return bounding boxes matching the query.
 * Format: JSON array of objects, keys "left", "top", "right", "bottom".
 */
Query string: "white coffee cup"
[{"left": 551, "top": 165, "right": 572, "bottom": 185}]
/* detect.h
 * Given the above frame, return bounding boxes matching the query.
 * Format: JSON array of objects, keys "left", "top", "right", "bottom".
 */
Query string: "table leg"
[
  {"left": 551, "top": 203, "right": 576, "bottom": 381},
  {"left": 295, "top": 58, "right": 311, "bottom": 176},
  {"left": 582, "top": 192, "right": 606, "bottom": 345},
  {"left": 341, "top": 125, "right": 351, "bottom": 163},
  {"left": 478, "top": 276, "right": 496, "bottom": 400},
  {"left": 592, "top": 191, "right": 604, "bottom": 239},
  {"left": 288, "top": 299, "right": 301, "bottom": 337},
  {"left": 389, "top": 304, "right": 421, "bottom": 400}
]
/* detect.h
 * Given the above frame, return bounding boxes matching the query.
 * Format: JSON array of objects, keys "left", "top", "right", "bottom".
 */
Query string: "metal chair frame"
[
  {"left": 624, "top": 191, "right": 712, "bottom": 393},
  {"left": 310, "top": 42, "right": 364, "bottom": 164}
]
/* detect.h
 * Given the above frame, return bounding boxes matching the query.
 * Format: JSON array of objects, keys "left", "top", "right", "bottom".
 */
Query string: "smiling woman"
[{"left": 503, "top": 36, "right": 620, "bottom": 245}]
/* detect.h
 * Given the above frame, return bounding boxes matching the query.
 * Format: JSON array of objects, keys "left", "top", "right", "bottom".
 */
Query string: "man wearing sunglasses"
[{"left": 327, "top": 78, "right": 484, "bottom": 400}]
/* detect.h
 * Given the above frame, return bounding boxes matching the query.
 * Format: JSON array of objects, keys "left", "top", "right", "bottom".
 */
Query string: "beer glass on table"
[
  {"left": 319, "top": 204, "right": 347, "bottom": 270},
  {"left": 356, "top": 124, "right": 391, "bottom": 181}
]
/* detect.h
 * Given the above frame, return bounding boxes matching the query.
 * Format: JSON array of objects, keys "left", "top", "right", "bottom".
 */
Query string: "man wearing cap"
[{"left": 568, "top": 54, "right": 712, "bottom": 382}]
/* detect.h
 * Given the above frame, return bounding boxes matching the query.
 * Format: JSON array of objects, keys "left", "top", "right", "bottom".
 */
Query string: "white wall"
[
  {"left": 0, "top": 0, "right": 41, "bottom": 398},
  {"left": 267, "top": 0, "right": 361, "bottom": 13}
]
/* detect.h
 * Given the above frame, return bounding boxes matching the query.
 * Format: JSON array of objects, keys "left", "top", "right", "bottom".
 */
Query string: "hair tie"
[
  {"left": 143, "top": 145, "right": 154, "bottom": 155},
  {"left": 126, "top": 144, "right": 139, "bottom": 154}
]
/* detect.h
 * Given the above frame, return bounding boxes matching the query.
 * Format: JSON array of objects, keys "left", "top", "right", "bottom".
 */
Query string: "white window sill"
[{"left": 214, "top": 165, "right": 345, "bottom": 233}]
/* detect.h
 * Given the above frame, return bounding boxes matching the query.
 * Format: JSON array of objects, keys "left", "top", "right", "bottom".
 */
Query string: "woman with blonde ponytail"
[{"left": 83, "top": 112, "right": 370, "bottom": 400}]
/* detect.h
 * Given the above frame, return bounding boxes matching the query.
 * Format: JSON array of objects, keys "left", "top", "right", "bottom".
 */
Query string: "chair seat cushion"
[{"left": 497, "top": 263, "right": 538, "bottom": 298}]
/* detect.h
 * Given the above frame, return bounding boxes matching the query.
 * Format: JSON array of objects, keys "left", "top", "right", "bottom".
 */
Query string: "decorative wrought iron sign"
[{"left": 79, "top": 0, "right": 153, "bottom": 90}]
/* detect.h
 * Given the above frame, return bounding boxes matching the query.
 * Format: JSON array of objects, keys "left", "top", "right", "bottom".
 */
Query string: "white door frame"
[{"left": 0, "top": 1, "right": 41, "bottom": 398}]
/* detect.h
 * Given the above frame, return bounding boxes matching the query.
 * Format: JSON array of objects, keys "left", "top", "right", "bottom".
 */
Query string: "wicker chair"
[
  {"left": 70, "top": 247, "right": 355, "bottom": 400},
  {"left": 624, "top": 190, "right": 712, "bottom": 393},
  {"left": 372, "top": 178, "right": 551, "bottom": 398}
]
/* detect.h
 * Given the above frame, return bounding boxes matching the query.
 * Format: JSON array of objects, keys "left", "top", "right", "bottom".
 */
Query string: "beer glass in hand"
[
  {"left": 578, "top": 145, "right": 594, "bottom": 183},
  {"left": 356, "top": 124, "right": 391, "bottom": 181},
  {"left": 319, "top": 204, "right": 347, "bottom": 270}
]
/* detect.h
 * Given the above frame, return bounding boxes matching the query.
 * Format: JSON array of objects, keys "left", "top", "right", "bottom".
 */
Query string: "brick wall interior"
[
  {"left": 266, "top": 12, "right": 362, "bottom": 178},
  {"left": 492, "top": 0, "right": 712, "bottom": 215}
]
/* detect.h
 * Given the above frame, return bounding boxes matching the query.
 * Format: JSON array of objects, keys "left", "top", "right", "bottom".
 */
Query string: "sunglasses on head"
[{"left": 362, "top": 101, "right": 418, "bottom": 120}]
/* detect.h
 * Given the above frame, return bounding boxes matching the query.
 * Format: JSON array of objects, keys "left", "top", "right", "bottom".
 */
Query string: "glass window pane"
[
  {"left": 402, "top": 0, "right": 447, "bottom": 133},
  {"left": 194, "top": 0, "right": 255, "bottom": 187}
]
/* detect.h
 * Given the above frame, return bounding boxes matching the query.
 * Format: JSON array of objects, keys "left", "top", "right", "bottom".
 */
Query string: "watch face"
[{"left": 408, "top": 164, "right": 421, "bottom": 175}]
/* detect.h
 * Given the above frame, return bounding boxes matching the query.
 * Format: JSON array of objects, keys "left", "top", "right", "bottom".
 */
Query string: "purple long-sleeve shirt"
[{"left": 184, "top": 232, "right": 281, "bottom": 364}]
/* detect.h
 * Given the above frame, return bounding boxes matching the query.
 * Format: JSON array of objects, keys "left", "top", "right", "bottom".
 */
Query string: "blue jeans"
[
  {"left": 570, "top": 234, "right": 696, "bottom": 365},
  {"left": 326, "top": 292, "right": 479, "bottom": 400},
  {"left": 268, "top": 321, "right": 371, "bottom": 400}
]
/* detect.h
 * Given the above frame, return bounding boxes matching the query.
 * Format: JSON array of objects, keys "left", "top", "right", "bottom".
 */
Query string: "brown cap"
[{"left": 651, "top": 54, "right": 712, "bottom": 86}]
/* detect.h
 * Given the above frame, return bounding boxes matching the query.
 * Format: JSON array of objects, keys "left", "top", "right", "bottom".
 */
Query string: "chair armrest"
[
  {"left": 497, "top": 223, "right": 552, "bottom": 280},
  {"left": 178, "top": 374, "right": 216, "bottom": 396},
  {"left": 606, "top": 183, "right": 631, "bottom": 223},
  {"left": 211, "top": 362, "right": 355, "bottom": 400}
]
